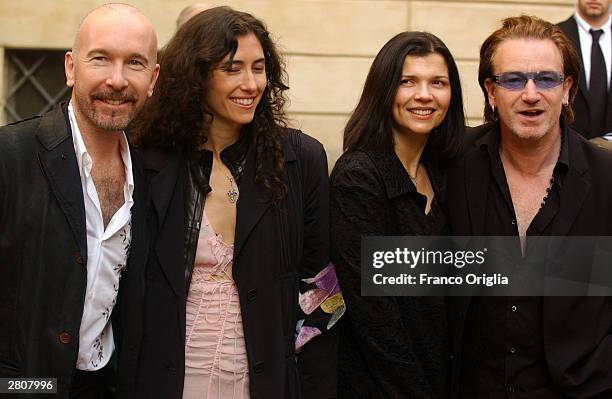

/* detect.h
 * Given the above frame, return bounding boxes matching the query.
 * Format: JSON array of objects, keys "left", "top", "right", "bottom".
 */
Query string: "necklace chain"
[
  {"left": 409, "top": 175, "right": 417, "bottom": 187},
  {"left": 409, "top": 165, "right": 419, "bottom": 188}
]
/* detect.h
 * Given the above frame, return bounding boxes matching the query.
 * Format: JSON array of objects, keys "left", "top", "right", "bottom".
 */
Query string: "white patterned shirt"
[{"left": 68, "top": 102, "right": 134, "bottom": 371}]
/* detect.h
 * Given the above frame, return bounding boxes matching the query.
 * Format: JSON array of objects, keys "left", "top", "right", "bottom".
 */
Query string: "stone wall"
[{"left": 0, "top": 0, "right": 575, "bottom": 165}]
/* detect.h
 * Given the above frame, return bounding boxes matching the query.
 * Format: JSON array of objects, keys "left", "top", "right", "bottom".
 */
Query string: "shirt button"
[
  {"left": 509, "top": 347, "right": 517, "bottom": 354},
  {"left": 163, "top": 361, "right": 177, "bottom": 374},
  {"left": 253, "top": 361, "right": 264, "bottom": 374},
  {"left": 511, "top": 305, "right": 518, "bottom": 312},
  {"left": 511, "top": 219, "right": 517, "bottom": 225},
  {"left": 73, "top": 252, "right": 83, "bottom": 265},
  {"left": 58, "top": 331, "right": 72, "bottom": 344},
  {"left": 247, "top": 289, "right": 258, "bottom": 301}
]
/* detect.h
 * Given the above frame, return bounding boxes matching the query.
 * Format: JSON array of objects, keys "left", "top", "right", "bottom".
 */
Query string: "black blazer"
[
  {"left": 132, "top": 129, "right": 338, "bottom": 399},
  {"left": 446, "top": 123, "right": 612, "bottom": 398},
  {"left": 0, "top": 105, "right": 148, "bottom": 398},
  {"left": 558, "top": 16, "right": 612, "bottom": 138}
]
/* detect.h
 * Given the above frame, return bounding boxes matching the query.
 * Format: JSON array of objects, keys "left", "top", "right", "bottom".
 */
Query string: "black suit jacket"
[
  {"left": 447, "top": 123, "right": 612, "bottom": 398},
  {"left": 132, "top": 130, "right": 338, "bottom": 399},
  {"left": 558, "top": 16, "right": 612, "bottom": 138},
  {"left": 0, "top": 104, "right": 148, "bottom": 398}
]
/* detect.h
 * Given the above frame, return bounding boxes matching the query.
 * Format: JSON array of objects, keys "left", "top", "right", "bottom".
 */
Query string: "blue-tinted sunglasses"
[{"left": 492, "top": 71, "right": 565, "bottom": 91}]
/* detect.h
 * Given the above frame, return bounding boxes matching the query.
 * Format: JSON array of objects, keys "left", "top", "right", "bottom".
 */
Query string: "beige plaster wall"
[
  {"left": 0, "top": 0, "right": 576, "bottom": 165},
  {"left": 0, "top": 48, "right": 5, "bottom": 126}
]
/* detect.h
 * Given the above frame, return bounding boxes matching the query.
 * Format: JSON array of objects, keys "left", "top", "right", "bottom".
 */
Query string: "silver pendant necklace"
[
  {"left": 226, "top": 175, "right": 238, "bottom": 203},
  {"left": 409, "top": 174, "right": 417, "bottom": 188},
  {"left": 409, "top": 166, "right": 418, "bottom": 188}
]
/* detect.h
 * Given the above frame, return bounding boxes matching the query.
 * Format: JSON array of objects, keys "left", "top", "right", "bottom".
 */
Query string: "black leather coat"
[{"left": 133, "top": 128, "right": 338, "bottom": 399}]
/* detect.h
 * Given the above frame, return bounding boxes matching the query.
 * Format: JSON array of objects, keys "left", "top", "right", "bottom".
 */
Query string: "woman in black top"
[
  {"left": 330, "top": 31, "right": 465, "bottom": 398},
  {"left": 129, "top": 7, "right": 341, "bottom": 399}
]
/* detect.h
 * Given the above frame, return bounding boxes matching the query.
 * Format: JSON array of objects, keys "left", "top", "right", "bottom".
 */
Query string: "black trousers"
[{"left": 69, "top": 361, "right": 115, "bottom": 399}]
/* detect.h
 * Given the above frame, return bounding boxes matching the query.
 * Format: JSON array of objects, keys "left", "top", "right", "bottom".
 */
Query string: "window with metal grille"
[{"left": 3, "top": 49, "right": 71, "bottom": 123}]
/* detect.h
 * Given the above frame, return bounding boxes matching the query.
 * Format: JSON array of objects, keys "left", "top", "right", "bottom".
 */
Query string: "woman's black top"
[{"left": 330, "top": 148, "right": 449, "bottom": 399}]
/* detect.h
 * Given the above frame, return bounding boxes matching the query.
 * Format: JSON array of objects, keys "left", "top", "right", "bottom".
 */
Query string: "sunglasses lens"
[
  {"left": 496, "top": 72, "right": 563, "bottom": 90},
  {"left": 534, "top": 72, "right": 563, "bottom": 89},
  {"left": 498, "top": 73, "right": 528, "bottom": 90}
]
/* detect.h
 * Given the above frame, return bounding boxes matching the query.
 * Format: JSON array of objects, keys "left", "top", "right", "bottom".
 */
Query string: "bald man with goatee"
[{"left": 0, "top": 4, "right": 159, "bottom": 398}]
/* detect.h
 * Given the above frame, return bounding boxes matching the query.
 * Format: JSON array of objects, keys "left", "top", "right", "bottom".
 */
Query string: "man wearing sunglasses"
[
  {"left": 558, "top": 0, "right": 612, "bottom": 141},
  {"left": 447, "top": 15, "right": 612, "bottom": 398}
]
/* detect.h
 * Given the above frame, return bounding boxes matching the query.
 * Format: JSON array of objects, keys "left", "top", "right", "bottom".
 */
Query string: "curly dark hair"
[{"left": 132, "top": 6, "right": 289, "bottom": 202}]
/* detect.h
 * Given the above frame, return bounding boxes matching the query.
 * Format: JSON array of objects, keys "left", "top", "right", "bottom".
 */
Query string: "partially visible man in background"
[
  {"left": 0, "top": 3, "right": 158, "bottom": 398},
  {"left": 558, "top": 0, "right": 612, "bottom": 142},
  {"left": 176, "top": 3, "right": 213, "bottom": 28}
]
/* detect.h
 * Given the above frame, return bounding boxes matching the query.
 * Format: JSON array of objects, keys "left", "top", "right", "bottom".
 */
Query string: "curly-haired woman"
[{"left": 128, "top": 6, "right": 342, "bottom": 399}]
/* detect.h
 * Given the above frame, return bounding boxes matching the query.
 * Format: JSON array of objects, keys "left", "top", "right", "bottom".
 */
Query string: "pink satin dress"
[{"left": 183, "top": 210, "right": 250, "bottom": 399}]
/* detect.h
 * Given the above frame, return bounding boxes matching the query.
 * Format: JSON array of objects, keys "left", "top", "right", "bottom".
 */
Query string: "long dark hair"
[
  {"left": 132, "top": 6, "right": 289, "bottom": 201},
  {"left": 343, "top": 31, "right": 464, "bottom": 161}
]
